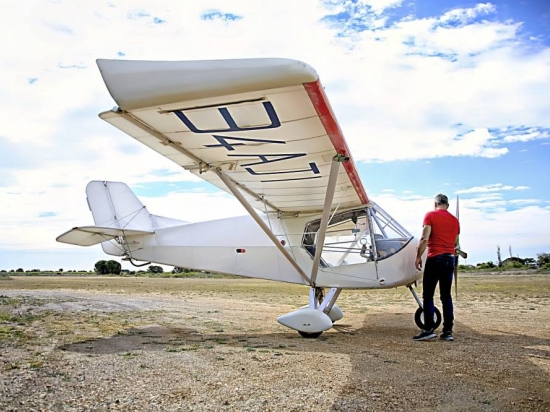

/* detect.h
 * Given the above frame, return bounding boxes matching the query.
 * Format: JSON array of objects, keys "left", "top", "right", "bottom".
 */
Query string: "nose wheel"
[
  {"left": 414, "top": 307, "right": 442, "bottom": 330},
  {"left": 298, "top": 331, "right": 323, "bottom": 339},
  {"left": 408, "top": 284, "right": 442, "bottom": 330}
]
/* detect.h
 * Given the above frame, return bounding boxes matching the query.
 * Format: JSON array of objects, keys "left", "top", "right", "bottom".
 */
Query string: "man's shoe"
[
  {"left": 413, "top": 329, "right": 436, "bottom": 341},
  {"left": 440, "top": 331, "right": 454, "bottom": 341}
]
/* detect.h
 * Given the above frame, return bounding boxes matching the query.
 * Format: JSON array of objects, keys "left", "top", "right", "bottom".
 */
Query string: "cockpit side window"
[{"left": 301, "top": 204, "right": 412, "bottom": 267}]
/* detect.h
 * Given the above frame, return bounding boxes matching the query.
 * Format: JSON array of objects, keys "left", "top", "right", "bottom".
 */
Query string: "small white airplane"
[{"left": 57, "top": 58, "right": 442, "bottom": 338}]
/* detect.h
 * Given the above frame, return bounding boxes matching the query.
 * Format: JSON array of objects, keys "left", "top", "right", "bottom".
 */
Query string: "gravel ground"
[{"left": 0, "top": 275, "right": 549, "bottom": 411}]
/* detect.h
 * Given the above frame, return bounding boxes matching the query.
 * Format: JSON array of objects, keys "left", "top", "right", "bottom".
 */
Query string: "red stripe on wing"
[{"left": 304, "top": 80, "right": 369, "bottom": 205}]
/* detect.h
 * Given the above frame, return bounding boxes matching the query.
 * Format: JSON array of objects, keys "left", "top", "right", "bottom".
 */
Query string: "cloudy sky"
[{"left": 1, "top": 0, "right": 549, "bottom": 271}]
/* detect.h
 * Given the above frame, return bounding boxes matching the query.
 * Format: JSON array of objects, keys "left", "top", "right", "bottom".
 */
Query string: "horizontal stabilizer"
[{"left": 56, "top": 226, "right": 154, "bottom": 247}]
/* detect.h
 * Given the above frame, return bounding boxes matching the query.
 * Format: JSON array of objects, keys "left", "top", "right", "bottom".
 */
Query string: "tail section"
[
  {"left": 86, "top": 180, "right": 153, "bottom": 231},
  {"left": 56, "top": 181, "right": 187, "bottom": 251},
  {"left": 56, "top": 226, "right": 153, "bottom": 247}
]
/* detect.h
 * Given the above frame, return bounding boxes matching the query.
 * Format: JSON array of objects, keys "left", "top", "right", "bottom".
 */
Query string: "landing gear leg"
[{"left": 408, "top": 284, "right": 442, "bottom": 330}]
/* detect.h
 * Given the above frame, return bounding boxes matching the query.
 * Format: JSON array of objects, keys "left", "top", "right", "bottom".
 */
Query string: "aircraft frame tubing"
[
  {"left": 408, "top": 285, "right": 423, "bottom": 309},
  {"left": 309, "top": 286, "right": 341, "bottom": 313}
]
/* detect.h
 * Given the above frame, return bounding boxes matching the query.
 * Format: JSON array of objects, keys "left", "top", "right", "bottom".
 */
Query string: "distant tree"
[
  {"left": 16, "top": 268, "right": 24, "bottom": 272},
  {"left": 94, "top": 260, "right": 122, "bottom": 275},
  {"left": 106, "top": 260, "right": 122, "bottom": 275},
  {"left": 537, "top": 252, "right": 550, "bottom": 266},
  {"left": 58, "top": 268, "right": 63, "bottom": 273},
  {"left": 148, "top": 265, "right": 164, "bottom": 274},
  {"left": 477, "top": 261, "right": 496, "bottom": 269},
  {"left": 9, "top": 269, "right": 15, "bottom": 273},
  {"left": 0, "top": 270, "right": 6, "bottom": 273},
  {"left": 94, "top": 260, "right": 109, "bottom": 275},
  {"left": 172, "top": 267, "right": 192, "bottom": 273}
]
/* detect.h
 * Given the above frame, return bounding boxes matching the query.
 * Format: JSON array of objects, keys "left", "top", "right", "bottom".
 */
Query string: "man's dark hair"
[{"left": 435, "top": 194, "right": 449, "bottom": 206}]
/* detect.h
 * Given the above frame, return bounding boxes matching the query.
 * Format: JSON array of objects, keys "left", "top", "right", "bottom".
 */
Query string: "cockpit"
[{"left": 301, "top": 203, "right": 413, "bottom": 267}]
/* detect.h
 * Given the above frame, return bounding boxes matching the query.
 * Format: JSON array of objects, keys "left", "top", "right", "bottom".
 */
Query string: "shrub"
[
  {"left": 148, "top": 265, "right": 164, "bottom": 274},
  {"left": 537, "top": 253, "right": 550, "bottom": 266},
  {"left": 94, "top": 260, "right": 122, "bottom": 275}
]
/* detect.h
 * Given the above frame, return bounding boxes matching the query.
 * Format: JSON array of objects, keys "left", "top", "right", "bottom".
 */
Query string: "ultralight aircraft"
[{"left": 57, "top": 58, "right": 459, "bottom": 338}]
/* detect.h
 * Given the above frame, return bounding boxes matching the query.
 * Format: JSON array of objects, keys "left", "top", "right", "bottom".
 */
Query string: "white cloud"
[
  {"left": 1, "top": 1, "right": 549, "bottom": 269},
  {"left": 502, "top": 128, "right": 550, "bottom": 143},
  {"left": 440, "top": 3, "right": 496, "bottom": 24},
  {"left": 456, "top": 184, "right": 530, "bottom": 194}
]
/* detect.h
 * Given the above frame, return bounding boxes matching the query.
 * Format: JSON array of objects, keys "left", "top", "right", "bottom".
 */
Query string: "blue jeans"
[{"left": 423, "top": 254, "right": 455, "bottom": 332}]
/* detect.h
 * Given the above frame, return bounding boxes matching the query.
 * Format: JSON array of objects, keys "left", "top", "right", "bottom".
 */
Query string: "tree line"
[{"left": 3, "top": 253, "right": 550, "bottom": 277}]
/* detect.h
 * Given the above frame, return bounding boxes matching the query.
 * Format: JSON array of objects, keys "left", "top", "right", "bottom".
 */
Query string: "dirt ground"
[{"left": 1, "top": 274, "right": 549, "bottom": 411}]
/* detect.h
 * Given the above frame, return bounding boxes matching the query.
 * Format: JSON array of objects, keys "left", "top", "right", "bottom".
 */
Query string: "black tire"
[
  {"left": 298, "top": 331, "right": 323, "bottom": 339},
  {"left": 414, "top": 307, "right": 442, "bottom": 330}
]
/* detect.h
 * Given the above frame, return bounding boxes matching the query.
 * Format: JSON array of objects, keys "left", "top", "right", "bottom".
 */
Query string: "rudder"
[{"left": 86, "top": 181, "right": 153, "bottom": 231}]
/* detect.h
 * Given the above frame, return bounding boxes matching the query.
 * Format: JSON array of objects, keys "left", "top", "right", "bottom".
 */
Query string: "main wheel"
[
  {"left": 414, "top": 307, "right": 442, "bottom": 330},
  {"left": 298, "top": 331, "right": 323, "bottom": 339}
]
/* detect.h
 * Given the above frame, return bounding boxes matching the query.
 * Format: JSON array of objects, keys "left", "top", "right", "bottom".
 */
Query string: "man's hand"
[
  {"left": 415, "top": 256, "right": 423, "bottom": 271},
  {"left": 415, "top": 225, "right": 430, "bottom": 271}
]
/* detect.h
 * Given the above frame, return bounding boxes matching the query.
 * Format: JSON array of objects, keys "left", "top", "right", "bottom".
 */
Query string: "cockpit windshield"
[{"left": 302, "top": 202, "right": 412, "bottom": 267}]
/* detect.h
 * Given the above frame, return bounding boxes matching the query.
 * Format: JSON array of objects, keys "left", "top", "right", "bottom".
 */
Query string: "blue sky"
[{"left": 0, "top": 0, "right": 549, "bottom": 270}]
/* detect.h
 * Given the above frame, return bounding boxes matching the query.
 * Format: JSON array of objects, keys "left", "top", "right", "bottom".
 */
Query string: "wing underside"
[{"left": 97, "top": 58, "right": 368, "bottom": 214}]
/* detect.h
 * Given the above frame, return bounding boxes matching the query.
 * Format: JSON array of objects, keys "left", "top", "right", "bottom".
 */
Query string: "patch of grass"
[
  {"left": 29, "top": 359, "right": 44, "bottom": 369},
  {"left": 0, "top": 296, "right": 19, "bottom": 305},
  {"left": 5, "top": 363, "right": 19, "bottom": 370},
  {"left": 0, "top": 325, "right": 30, "bottom": 342},
  {"left": 166, "top": 344, "right": 200, "bottom": 352},
  {"left": 121, "top": 352, "right": 139, "bottom": 359}
]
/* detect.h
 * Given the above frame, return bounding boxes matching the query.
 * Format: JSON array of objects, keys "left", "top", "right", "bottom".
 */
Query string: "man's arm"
[{"left": 415, "top": 225, "right": 431, "bottom": 271}]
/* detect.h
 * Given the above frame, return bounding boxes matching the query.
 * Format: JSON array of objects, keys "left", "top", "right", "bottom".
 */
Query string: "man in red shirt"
[{"left": 413, "top": 194, "right": 460, "bottom": 341}]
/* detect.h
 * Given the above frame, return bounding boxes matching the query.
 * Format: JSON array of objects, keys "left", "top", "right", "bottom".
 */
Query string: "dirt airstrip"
[{"left": 0, "top": 274, "right": 549, "bottom": 411}]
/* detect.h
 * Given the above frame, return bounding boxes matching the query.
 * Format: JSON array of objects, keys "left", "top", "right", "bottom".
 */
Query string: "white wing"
[{"left": 97, "top": 58, "right": 369, "bottom": 214}]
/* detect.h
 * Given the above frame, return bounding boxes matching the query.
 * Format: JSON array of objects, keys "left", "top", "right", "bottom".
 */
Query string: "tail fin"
[
  {"left": 57, "top": 181, "right": 189, "bottom": 248},
  {"left": 56, "top": 181, "right": 155, "bottom": 248},
  {"left": 86, "top": 180, "right": 153, "bottom": 231}
]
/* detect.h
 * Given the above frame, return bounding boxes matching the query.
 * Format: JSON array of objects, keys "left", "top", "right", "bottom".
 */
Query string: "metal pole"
[
  {"left": 319, "top": 287, "right": 341, "bottom": 312},
  {"left": 408, "top": 285, "right": 423, "bottom": 308},
  {"left": 215, "top": 168, "right": 311, "bottom": 284},
  {"left": 310, "top": 155, "right": 347, "bottom": 285}
]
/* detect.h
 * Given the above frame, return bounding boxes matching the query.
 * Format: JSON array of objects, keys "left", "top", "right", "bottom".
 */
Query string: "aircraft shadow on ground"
[{"left": 58, "top": 312, "right": 550, "bottom": 410}]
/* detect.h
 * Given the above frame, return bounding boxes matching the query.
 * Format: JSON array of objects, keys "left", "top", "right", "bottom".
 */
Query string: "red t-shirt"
[{"left": 423, "top": 209, "right": 460, "bottom": 258}]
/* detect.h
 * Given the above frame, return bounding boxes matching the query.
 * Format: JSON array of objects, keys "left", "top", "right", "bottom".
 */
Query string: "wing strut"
[
  {"left": 310, "top": 154, "right": 349, "bottom": 285},
  {"left": 215, "top": 168, "right": 311, "bottom": 285}
]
